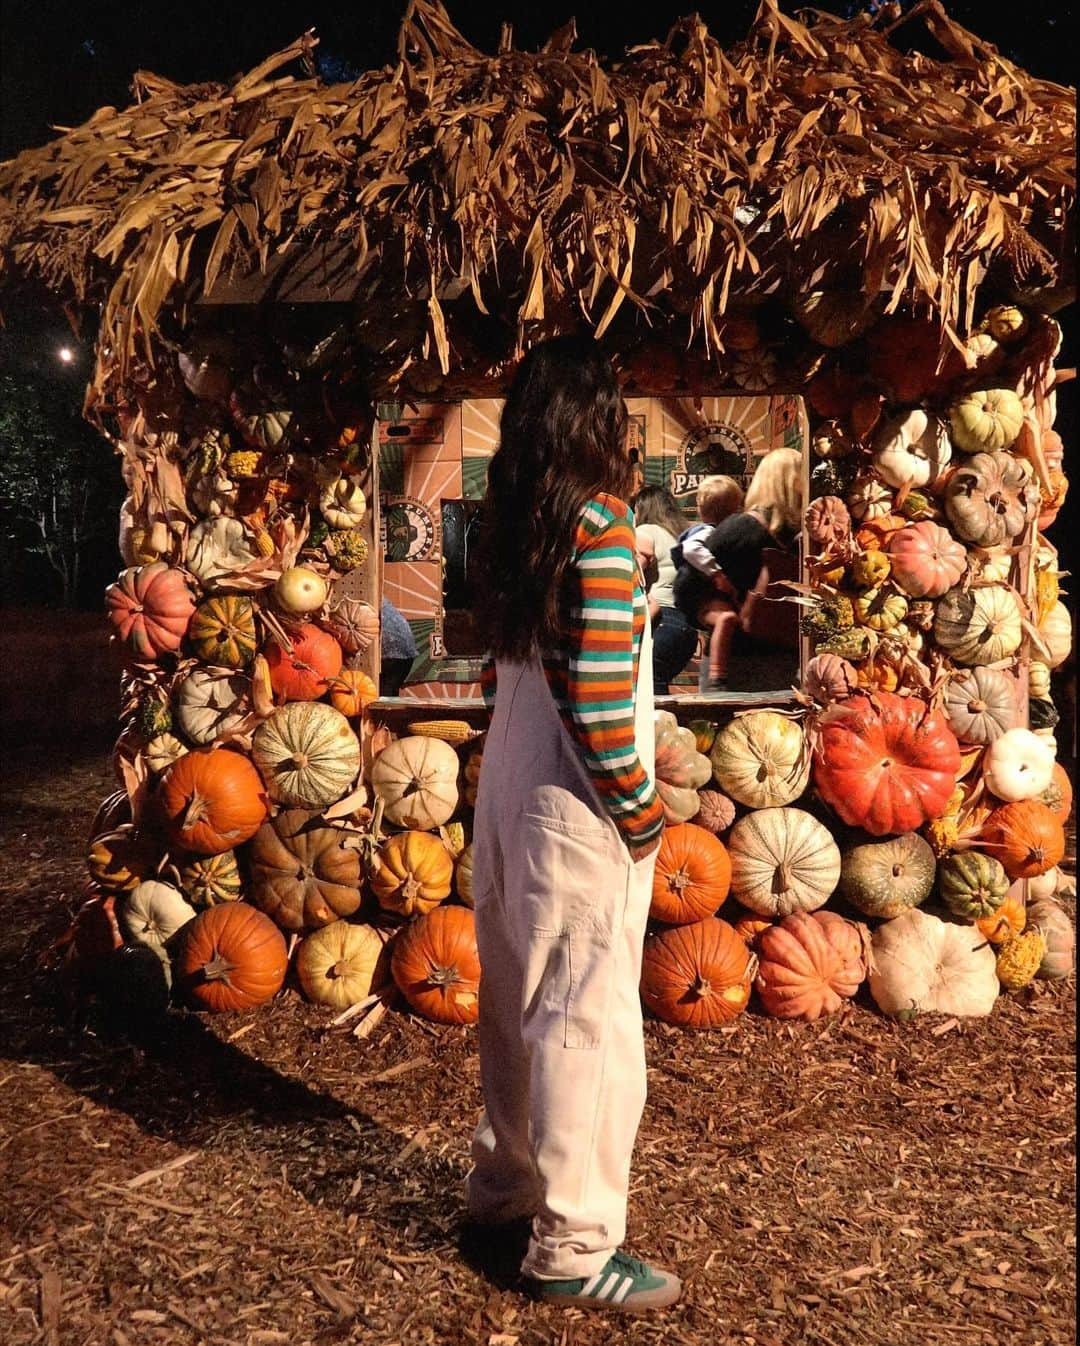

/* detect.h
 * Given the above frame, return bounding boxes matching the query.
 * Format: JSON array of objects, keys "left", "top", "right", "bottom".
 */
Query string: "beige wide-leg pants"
[{"left": 467, "top": 631, "right": 657, "bottom": 1281}]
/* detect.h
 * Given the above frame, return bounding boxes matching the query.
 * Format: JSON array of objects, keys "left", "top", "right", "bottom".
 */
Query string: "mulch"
[{"left": 1, "top": 738, "right": 1074, "bottom": 1346}]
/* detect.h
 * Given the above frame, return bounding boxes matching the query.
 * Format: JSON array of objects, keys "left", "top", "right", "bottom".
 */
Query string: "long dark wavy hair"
[{"left": 474, "top": 336, "right": 632, "bottom": 659}]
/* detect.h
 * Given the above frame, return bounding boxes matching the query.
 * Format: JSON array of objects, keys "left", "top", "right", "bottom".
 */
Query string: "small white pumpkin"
[
  {"left": 184, "top": 516, "right": 258, "bottom": 590},
  {"left": 948, "top": 388, "right": 1025, "bottom": 453},
  {"left": 319, "top": 476, "right": 368, "bottom": 530},
  {"left": 371, "top": 735, "right": 460, "bottom": 830},
  {"left": 176, "top": 667, "right": 250, "bottom": 746},
  {"left": 120, "top": 880, "right": 197, "bottom": 953},
  {"left": 1026, "top": 866, "right": 1061, "bottom": 902},
  {"left": 871, "top": 410, "right": 952, "bottom": 489},
  {"left": 710, "top": 712, "right": 809, "bottom": 809},
  {"left": 1037, "top": 601, "right": 1072, "bottom": 670},
  {"left": 976, "top": 549, "right": 1013, "bottom": 584},
  {"left": 727, "top": 807, "right": 841, "bottom": 918},
  {"left": 274, "top": 566, "right": 329, "bottom": 615},
  {"left": 145, "top": 732, "right": 188, "bottom": 775},
  {"left": 847, "top": 473, "right": 895, "bottom": 521},
  {"left": 982, "top": 729, "right": 1056, "bottom": 802}
]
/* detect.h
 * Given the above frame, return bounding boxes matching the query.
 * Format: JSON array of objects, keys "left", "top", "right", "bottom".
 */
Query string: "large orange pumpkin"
[
  {"left": 177, "top": 904, "right": 288, "bottom": 1012},
  {"left": 1039, "top": 762, "right": 1073, "bottom": 824},
  {"left": 754, "top": 911, "right": 867, "bottom": 1021},
  {"left": 266, "top": 623, "right": 343, "bottom": 702},
  {"left": 370, "top": 831, "right": 453, "bottom": 917},
  {"left": 813, "top": 693, "right": 961, "bottom": 836},
  {"left": 651, "top": 823, "right": 732, "bottom": 925},
  {"left": 391, "top": 905, "right": 481, "bottom": 1025},
  {"left": 105, "top": 563, "right": 195, "bottom": 661},
  {"left": 159, "top": 749, "right": 268, "bottom": 855},
  {"left": 640, "top": 918, "right": 753, "bottom": 1028},
  {"left": 978, "top": 800, "right": 1065, "bottom": 879}
]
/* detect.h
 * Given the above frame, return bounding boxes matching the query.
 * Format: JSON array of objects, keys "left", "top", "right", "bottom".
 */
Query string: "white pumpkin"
[
  {"left": 274, "top": 566, "right": 329, "bottom": 615},
  {"left": 933, "top": 585, "right": 1023, "bottom": 666},
  {"left": 872, "top": 410, "right": 952, "bottom": 489},
  {"left": 726, "top": 807, "right": 841, "bottom": 918},
  {"left": 710, "top": 712, "right": 810, "bottom": 809},
  {"left": 948, "top": 388, "right": 1025, "bottom": 453},
  {"left": 975, "top": 550, "right": 1013, "bottom": 584},
  {"left": 371, "top": 735, "right": 460, "bottom": 830},
  {"left": 176, "top": 667, "right": 250, "bottom": 746},
  {"left": 184, "top": 516, "right": 258, "bottom": 590},
  {"left": 1026, "top": 866, "right": 1061, "bottom": 902},
  {"left": 869, "top": 909, "right": 999, "bottom": 1018},
  {"left": 847, "top": 473, "right": 894, "bottom": 521},
  {"left": 319, "top": 476, "right": 368, "bottom": 530},
  {"left": 145, "top": 732, "right": 188, "bottom": 775},
  {"left": 120, "top": 880, "right": 196, "bottom": 953},
  {"left": 252, "top": 702, "right": 361, "bottom": 808},
  {"left": 982, "top": 729, "right": 1056, "bottom": 802},
  {"left": 1037, "top": 601, "right": 1072, "bottom": 670}
]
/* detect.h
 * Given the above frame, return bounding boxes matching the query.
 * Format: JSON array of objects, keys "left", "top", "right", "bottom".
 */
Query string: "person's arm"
[
  {"left": 681, "top": 528, "right": 723, "bottom": 578},
  {"left": 567, "top": 497, "right": 664, "bottom": 856}
]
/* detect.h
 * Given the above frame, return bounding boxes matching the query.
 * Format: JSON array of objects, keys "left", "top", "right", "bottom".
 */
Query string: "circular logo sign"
[
  {"left": 670, "top": 421, "right": 754, "bottom": 497},
  {"left": 383, "top": 497, "right": 437, "bottom": 562}
]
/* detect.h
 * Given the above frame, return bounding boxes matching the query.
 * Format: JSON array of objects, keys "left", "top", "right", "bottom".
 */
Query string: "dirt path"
[{"left": 1, "top": 741, "right": 1074, "bottom": 1346}]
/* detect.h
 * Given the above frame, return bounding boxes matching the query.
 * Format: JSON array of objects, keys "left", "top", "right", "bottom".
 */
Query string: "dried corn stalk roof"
[{"left": 0, "top": 0, "right": 1074, "bottom": 388}]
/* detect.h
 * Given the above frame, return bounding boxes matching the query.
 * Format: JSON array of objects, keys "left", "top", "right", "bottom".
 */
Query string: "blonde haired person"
[{"left": 672, "top": 448, "right": 802, "bottom": 690}]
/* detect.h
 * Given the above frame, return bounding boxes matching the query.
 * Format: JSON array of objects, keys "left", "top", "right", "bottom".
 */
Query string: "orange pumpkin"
[
  {"left": 976, "top": 887, "right": 1026, "bottom": 945},
  {"left": 329, "top": 668, "right": 379, "bottom": 718},
  {"left": 370, "top": 831, "right": 453, "bottom": 917},
  {"left": 731, "top": 907, "right": 773, "bottom": 947},
  {"left": 854, "top": 514, "right": 907, "bottom": 552},
  {"left": 640, "top": 918, "right": 753, "bottom": 1028},
  {"left": 651, "top": 823, "right": 732, "bottom": 925},
  {"left": 979, "top": 800, "right": 1065, "bottom": 880},
  {"left": 159, "top": 749, "right": 268, "bottom": 855},
  {"left": 391, "top": 905, "right": 481, "bottom": 1025},
  {"left": 265, "top": 623, "right": 343, "bottom": 702},
  {"left": 105, "top": 563, "right": 195, "bottom": 661},
  {"left": 177, "top": 904, "right": 288, "bottom": 1012},
  {"left": 754, "top": 911, "right": 867, "bottom": 1021}
]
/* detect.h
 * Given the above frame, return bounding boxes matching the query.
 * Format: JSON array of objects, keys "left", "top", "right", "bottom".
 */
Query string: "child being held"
[{"left": 670, "top": 475, "right": 745, "bottom": 693}]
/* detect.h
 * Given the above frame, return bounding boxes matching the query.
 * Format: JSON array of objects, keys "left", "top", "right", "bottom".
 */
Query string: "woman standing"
[
  {"left": 631, "top": 484, "right": 697, "bottom": 694},
  {"left": 467, "top": 336, "right": 681, "bottom": 1313}
]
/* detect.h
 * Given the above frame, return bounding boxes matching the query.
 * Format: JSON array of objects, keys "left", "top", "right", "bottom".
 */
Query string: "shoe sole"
[{"left": 535, "top": 1284, "right": 682, "bottom": 1312}]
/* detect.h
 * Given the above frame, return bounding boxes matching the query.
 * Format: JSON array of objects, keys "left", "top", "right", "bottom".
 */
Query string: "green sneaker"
[{"left": 528, "top": 1250, "right": 681, "bottom": 1312}]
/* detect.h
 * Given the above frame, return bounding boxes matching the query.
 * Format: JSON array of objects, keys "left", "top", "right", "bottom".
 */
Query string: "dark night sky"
[{"left": 1, "top": 0, "right": 1075, "bottom": 159}]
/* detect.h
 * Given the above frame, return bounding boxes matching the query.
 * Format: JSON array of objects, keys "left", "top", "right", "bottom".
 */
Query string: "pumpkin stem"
[
  {"left": 689, "top": 974, "right": 713, "bottom": 999},
  {"left": 668, "top": 866, "right": 691, "bottom": 895},
  {"left": 201, "top": 953, "right": 235, "bottom": 983},
  {"left": 775, "top": 863, "right": 793, "bottom": 891},
  {"left": 427, "top": 964, "right": 459, "bottom": 988},
  {"left": 285, "top": 752, "right": 310, "bottom": 771},
  {"left": 180, "top": 790, "right": 209, "bottom": 833},
  {"left": 401, "top": 875, "right": 422, "bottom": 901},
  {"left": 330, "top": 960, "right": 350, "bottom": 979}
]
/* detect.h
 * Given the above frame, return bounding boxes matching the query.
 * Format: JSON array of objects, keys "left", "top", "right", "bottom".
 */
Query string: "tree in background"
[{"left": 0, "top": 367, "right": 122, "bottom": 607}]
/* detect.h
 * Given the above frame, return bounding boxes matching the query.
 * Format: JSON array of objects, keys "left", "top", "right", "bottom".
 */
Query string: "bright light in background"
[{"left": 57, "top": 346, "right": 75, "bottom": 364}]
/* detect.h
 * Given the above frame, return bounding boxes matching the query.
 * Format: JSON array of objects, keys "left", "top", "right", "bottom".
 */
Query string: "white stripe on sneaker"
[
  {"left": 581, "top": 1272, "right": 605, "bottom": 1295},
  {"left": 596, "top": 1272, "right": 620, "bottom": 1300},
  {"left": 611, "top": 1277, "right": 634, "bottom": 1304}
]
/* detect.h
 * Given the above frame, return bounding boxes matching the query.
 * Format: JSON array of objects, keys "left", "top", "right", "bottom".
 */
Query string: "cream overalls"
[{"left": 467, "top": 618, "right": 657, "bottom": 1281}]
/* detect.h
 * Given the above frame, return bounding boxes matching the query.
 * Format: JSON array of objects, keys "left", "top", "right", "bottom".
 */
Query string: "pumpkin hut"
[{"left": 1, "top": 0, "right": 1074, "bottom": 1026}]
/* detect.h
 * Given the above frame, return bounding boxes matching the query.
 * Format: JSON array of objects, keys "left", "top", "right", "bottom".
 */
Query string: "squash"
[
  {"left": 692, "top": 789, "right": 737, "bottom": 835},
  {"left": 865, "top": 314, "right": 948, "bottom": 404},
  {"left": 936, "top": 851, "right": 1010, "bottom": 920},
  {"left": 812, "top": 420, "right": 854, "bottom": 461},
  {"left": 654, "top": 711, "right": 713, "bottom": 823},
  {"left": 229, "top": 393, "right": 293, "bottom": 450},
  {"left": 252, "top": 702, "right": 361, "bottom": 809},
  {"left": 120, "top": 880, "right": 196, "bottom": 954},
  {"left": 651, "top": 823, "right": 732, "bottom": 925},
  {"left": 87, "top": 825, "right": 157, "bottom": 893},
  {"left": 868, "top": 909, "right": 999, "bottom": 1018},
  {"left": 178, "top": 850, "right": 243, "bottom": 906},
  {"left": 755, "top": 911, "right": 867, "bottom": 1020},
  {"left": 159, "top": 749, "right": 268, "bottom": 855},
  {"left": 710, "top": 712, "right": 810, "bottom": 810},
  {"left": 813, "top": 693, "right": 961, "bottom": 836},
  {"left": 995, "top": 929, "right": 1047, "bottom": 991},
  {"left": 177, "top": 904, "right": 288, "bottom": 1012},
  {"left": 455, "top": 843, "right": 475, "bottom": 907},
  {"left": 847, "top": 474, "right": 894, "bottom": 522},
  {"left": 1038, "top": 763, "right": 1073, "bottom": 824},
  {"left": 105, "top": 563, "right": 195, "bottom": 661},
  {"left": 296, "top": 921, "right": 393, "bottom": 1009},
  {"left": 982, "top": 729, "right": 1055, "bottom": 803},
  {"left": 330, "top": 669, "right": 379, "bottom": 718},
  {"left": 942, "top": 667, "right": 1017, "bottom": 746},
  {"left": 325, "top": 595, "right": 380, "bottom": 656},
  {"left": 985, "top": 305, "right": 1028, "bottom": 344},
  {"left": 803, "top": 496, "right": 851, "bottom": 552},
  {"left": 1026, "top": 898, "right": 1075, "bottom": 981},
  {"left": 319, "top": 475, "right": 367, "bottom": 529},
  {"left": 837, "top": 832, "right": 936, "bottom": 919},
  {"left": 640, "top": 918, "right": 753, "bottom": 1028},
  {"left": 266, "top": 624, "right": 343, "bottom": 702},
  {"left": 853, "top": 585, "right": 908, "bottom": 633},
  {"left": 871, "top": 410, "right": 951, "bottom": 489},
  {"left": 188, "top": 595, "right": 258, "bottom": 668},
  {"left": 850, "top": 550, "right": 891, "bottom": 590},
  {"left": 391, "top": 905, "right": 481, "bottom": 1025},
  {"left": 175, "top": 667, "right": 250, "bottom": 747},
  {"left": 948, "top": 388, "right": 1025, "bottom": 453},
  {"left": 1036, "top": 601, "right": 1072, "bottom": 669},
  {"left": 794, "top": 289, "right": 878, "bottom": 348},
  {"left": 248, "top": 808, "right": 363, "bottom": 930},
  {"left": 184, "top": 516, "right": 259, "bottom": 590},
  {"left": 1027, "top": 661, "right": 1052, "bottom": 701},
  {"left": 803, "top": 654, "right": 857, "bottom": 706},
  {"left": 979, "top": 801, "right": 1065, "bottom": 880},
  {"left": 370, "top": 830, "right": 453, "bottom": 918},
  {"left": 885, "top": 523, "right": 967, "bottom": 599},
  {"left": 274, "top": 566, "right": 328, "bottom": 615},
  {"left": 370, "top": 735, "right": 460, "bottom": 831},
  {"left": 943, "top": 452, "right": 1037, "bottom": 548},
  {"left": 934, "top": 585, "right": 1023, "bottom": 666},
  {"left": 976, "top": 886, "right": 1026, "bottom": 944},
  {"left": 145, "top": 732, "right": 187, "bottom": 775},
  {"left": 727, "top": 807, "right": 841, "bottom": 917}
]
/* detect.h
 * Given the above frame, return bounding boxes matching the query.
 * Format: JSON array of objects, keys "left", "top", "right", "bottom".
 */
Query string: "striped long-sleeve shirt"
[{"left": 482, "top": 493, "right": 664, "bottom": 854}]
